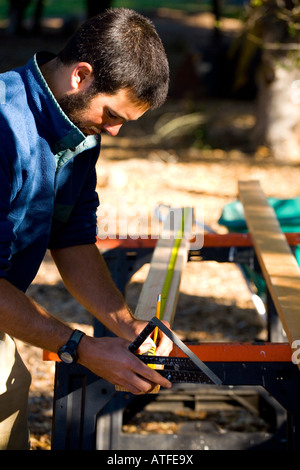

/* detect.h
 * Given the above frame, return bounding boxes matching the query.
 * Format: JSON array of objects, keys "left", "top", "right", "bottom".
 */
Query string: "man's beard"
[{"left": 58, "top": 87, "right": 97, "bottom": 134}]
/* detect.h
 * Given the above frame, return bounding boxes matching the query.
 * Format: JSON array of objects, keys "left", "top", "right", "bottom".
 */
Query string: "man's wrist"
[{"left": 57, "top": 329, "right": 85, "bottom": 364}]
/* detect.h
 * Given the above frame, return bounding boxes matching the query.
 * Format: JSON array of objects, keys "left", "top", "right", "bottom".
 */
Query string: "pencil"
[{"left": 153, "top": 293, "right": 161, "bottom": 346}]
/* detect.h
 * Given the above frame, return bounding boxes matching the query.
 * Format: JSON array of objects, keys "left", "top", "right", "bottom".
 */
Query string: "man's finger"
[
  {"left": 134, "top": 358, "right": 172, "bottom": 390},
  {"left": 138, "top": 337, "right": 156, "bottom": 354}
]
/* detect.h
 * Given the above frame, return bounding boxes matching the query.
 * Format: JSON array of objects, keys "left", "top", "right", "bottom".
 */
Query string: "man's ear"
[{"left": 70, "top": 62, "right": 94, "bottom": 91}]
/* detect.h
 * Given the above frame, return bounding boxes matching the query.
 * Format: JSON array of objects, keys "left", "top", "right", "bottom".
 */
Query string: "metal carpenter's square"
[{"left": 129, "top": 317, "right": 222, "bottom": 386}]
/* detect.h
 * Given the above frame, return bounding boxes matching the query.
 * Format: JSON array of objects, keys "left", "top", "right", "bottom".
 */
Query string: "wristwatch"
[{"left": 58, "top": 329, "right": 85, "bottom": 364}]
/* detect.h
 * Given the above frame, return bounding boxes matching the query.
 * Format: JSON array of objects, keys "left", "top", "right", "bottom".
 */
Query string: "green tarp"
[{"left": 218, "top": 197, "right": 300, "bottom": 296}]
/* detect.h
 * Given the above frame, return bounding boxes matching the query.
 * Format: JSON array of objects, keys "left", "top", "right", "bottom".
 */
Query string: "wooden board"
[
  {"left": 116, "top": 207, "right": 193, "bottom": 392},
  {"left": 134, "top": 207, "right": 193, "bottom": 326},
  {"left": 238, "top": 180, "right": 300, "bottom": 365}
]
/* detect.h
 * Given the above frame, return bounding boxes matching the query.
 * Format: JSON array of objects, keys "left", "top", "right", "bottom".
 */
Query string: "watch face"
[{"left": 60, "top": 351, "right": 74, "bottom": 364}]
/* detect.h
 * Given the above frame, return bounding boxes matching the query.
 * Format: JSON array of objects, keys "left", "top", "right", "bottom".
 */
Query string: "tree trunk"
[
  {"left": 237, "top": 1, "right": 300, "bottom": 162},
  {"left": 254, "top": 53, "right": 300, "bottom": 162}
]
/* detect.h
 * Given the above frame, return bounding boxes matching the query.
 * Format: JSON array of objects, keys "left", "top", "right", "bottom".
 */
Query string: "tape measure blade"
[{"left": 160, "top": 207, "right": 192, "bottom": 318}]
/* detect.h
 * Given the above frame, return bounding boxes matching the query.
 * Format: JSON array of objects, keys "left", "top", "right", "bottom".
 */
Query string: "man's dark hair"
[{"left": 58, "top": 8, "right": 169, "bottom": 109}]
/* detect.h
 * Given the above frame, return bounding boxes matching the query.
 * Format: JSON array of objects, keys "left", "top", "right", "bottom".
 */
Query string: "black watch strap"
[
  {"left": 68, "top": 329, "right": 85, "bottom": 346},
  {"left": 58, "top": 329, "right": 85, "bottom": 364}
]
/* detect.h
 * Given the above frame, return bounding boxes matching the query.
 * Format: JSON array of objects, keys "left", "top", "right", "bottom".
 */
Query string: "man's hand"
[
  {"left": 77, "top": 335, "right": 172, "bottom": 395},
  {"left": 132, "top": 319, "right": 173, "bottom": 357},
  {"left": 51, "top": 245, "right": 173, "bottom": 393}
]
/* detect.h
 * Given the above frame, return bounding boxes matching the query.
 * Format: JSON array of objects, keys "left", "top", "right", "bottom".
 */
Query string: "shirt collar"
[{"left": 24, "top": 52, "right": 99, "bottom": 153}]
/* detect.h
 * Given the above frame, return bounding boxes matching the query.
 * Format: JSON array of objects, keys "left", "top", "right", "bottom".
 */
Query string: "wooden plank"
[
  {"left": 134, "top": 207, "right": 193, "bottom": 326},
  {"left": 116, "top": 207, "right": 193, "bottom": 392},
  {"left": 238, "top": 180, "right": 300, "bottom": 365}
]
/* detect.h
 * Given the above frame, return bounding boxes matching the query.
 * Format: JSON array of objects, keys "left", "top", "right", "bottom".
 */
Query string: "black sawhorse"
[{"left": 50, "top": 235, "right": 300, "bottom": 450}]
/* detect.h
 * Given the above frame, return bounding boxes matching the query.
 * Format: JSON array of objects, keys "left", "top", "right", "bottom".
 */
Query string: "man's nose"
[{"left": 103, "top": 123, "right": 123, "bottom": 136}]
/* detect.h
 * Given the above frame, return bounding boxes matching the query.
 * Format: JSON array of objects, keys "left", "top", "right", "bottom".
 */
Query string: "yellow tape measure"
[
  {"left": 160, "top": 207, "right": 190, "bottom": 317},
  {"left": 147, "top": 207, "right": 191, "bottom": 363}
]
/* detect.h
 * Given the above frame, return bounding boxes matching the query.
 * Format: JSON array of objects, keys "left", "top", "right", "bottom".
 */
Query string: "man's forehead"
[{"left": 104, "top": 89, "right": 149, "bottom": 121}]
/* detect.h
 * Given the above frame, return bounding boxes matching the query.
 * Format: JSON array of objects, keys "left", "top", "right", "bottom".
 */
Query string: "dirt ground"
[{"left": 1, "top": 8, "right": 300, "bottom": 450}]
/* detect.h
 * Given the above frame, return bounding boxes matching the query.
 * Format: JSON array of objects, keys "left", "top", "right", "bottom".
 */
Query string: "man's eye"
[{"left": 107, "top": 110, "right": 117, "bottom": 119}]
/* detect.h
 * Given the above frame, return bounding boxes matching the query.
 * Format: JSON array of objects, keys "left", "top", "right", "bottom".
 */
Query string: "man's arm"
[
  {"left": 0, "top": 275, "right": 171, "bottom": 394},
  {"left": 50, "top": 243, "right": 172, "bottom": 355},
  {"left": 50, "top": 243, "right": 173, "bottom": 393},
  {"left": 0, "top": 278, "right": 73, "bottom": 352},
  {"left": 50, "top": 243, "right": 139, "bottom": 339}
]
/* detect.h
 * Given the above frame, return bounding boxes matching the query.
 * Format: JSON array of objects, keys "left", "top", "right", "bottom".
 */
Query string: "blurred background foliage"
[{"left": 0, "top": 0, "right": 247, "bottom": 22}]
